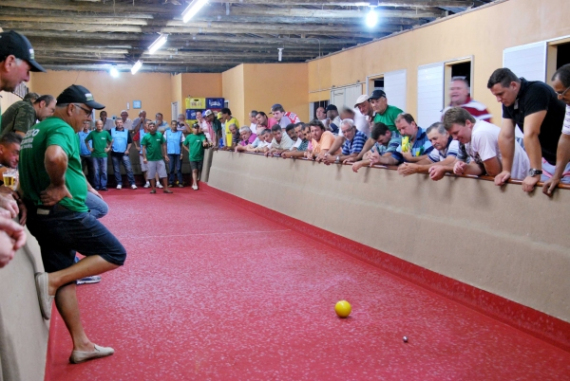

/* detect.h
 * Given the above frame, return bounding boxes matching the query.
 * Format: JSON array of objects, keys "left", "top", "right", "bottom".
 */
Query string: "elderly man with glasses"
[{"left": 19, "top": 85, "right": 127, "bottom": 364}]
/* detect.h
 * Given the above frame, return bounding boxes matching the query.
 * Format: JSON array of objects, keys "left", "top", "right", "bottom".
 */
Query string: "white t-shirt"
[
  {"left": 342, "top": 108, "right": 369, "bottom": 137},
  {"left": 465, "top": 120, "right": 529, "bottom": 180},
  {"left": 102, "top": 118, "right": 115, "bottom": 131},
  {"left": 291, "top": 138, "right": 302, "bottom": 150},
  {"left": 121, "top": 118, "right": 133, "bottom": 131},
  {"left": 563, "top": 105, "right": 570, "bottom": 136}
]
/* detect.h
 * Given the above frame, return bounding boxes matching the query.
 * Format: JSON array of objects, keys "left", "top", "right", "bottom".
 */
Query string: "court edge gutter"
[{"left": 203, "top": 183, "right": 570, "bottom": 353}]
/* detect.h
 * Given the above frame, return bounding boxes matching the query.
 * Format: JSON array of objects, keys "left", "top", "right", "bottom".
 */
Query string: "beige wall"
[
  {"left": 222, "top": 65, "right": 245, "bottom": 123},
  {"left": 30, "top": 71, "right": 173, "bottom": 121},
  {"left": 208, "top": 152, "right": 570, "bottom": 324},
  {"left": 181, "top": 73, "right": 223, "bottom": 100},
  {"left": 308, "top": 0, "right": 570, "bottom": 120},
  {"left": 242, "top": 63, "right": 309, "bottom": 124},
  {"left": 0, "top": 233, "right": 49, "bottom": 381},
  {"left": 0, "top": 91, "right": 22, "bottom": 115}
]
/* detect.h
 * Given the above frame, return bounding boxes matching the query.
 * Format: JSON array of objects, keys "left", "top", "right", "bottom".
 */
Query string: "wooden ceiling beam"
[
  {"left": 209, "top": 0, "right": 471, "bottom": 7},
  {"left": 41, "top": 64, "right": 230, "bottom": 73}
]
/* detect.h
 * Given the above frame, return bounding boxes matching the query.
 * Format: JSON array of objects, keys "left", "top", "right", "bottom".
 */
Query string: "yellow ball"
[{"left": 335, "top": 300, "right": 352, "bottom": 318}]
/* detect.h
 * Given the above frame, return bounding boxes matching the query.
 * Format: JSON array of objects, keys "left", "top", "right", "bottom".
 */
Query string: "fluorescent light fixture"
[
  {"left": 131, "top": 60, "right": 143, "bottom": 75},
  {"left": 278, "top": 48, "right": 283, "bottom": 62},
  {"left": 365, "top": 8, "right": 378, "bottom": 28},
  {"left": 148, "top": 34, "right": 168, "bottom": 54},
  {"left": 109, "top": 66, "right": 119, "bottom": 78},
  {"left": 182, "top": 0, "right": 208, "bottom": 23}
]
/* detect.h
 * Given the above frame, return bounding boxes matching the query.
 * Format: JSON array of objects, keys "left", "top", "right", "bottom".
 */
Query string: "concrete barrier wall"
[
  {"left": 0, "top": 231, "right": 48, "bottom": 381},
  {"left": 208, "top": 151, "right": 570, "bottom": 323}
]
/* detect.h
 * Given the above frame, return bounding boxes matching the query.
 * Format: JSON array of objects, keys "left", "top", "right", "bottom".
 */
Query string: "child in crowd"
[{"left": 183, "top": 122, "right": 210, "bottom": 191}]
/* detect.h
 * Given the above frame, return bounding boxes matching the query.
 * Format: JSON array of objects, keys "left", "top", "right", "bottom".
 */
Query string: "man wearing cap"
[
  {"left": 354, "top": 90, "right": 404, "bottom": 162},
  {"left": 0, "top": 30, "right": 45, "bottom": 133},
  {"left": 326, "top": 105, "right": 342, "bottom": 132},
  {"left": 19, "top": 84, "right": 127, "bottom": 363},
  {"left": 1, "top": 94, "right": 56, "bottom": 138}
]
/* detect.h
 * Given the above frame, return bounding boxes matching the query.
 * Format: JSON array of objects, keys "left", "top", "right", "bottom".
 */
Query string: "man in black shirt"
[{"left": 487, "top": 68, "right": 566, "bottom": 192}]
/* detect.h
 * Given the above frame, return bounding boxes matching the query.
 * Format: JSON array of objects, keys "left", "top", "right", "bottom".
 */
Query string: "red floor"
[{"left": 45, "top": 186, "right": 570, "bottom": 380}]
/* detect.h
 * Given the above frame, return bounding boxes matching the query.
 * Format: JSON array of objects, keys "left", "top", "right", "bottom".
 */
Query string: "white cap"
[{"left": 354, "top": 94, "right": 370, "bottom": 107}]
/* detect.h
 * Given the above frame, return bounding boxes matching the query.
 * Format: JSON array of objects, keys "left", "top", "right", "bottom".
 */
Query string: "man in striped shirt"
[
  {"left": 442, "top": 76, "right": 492, "bottom": 122},
  {"left": 323, "top": 119, "right": 367, "bottom": 164}
]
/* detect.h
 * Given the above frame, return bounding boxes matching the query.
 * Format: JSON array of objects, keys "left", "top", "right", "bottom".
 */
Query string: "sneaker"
[
  {"left": 192, "top": 184, "right": 198, "bottom": 191},
  {"left": 150, "top": 189, "right": 156, "bottom": 194},
  {"left": 178, "top": 184, "right": 184, "bottom": 188},
  {"left": 70, "top": 344, "right": 114, "bottom": 364},
  {"left": 116, "top": 184, "right": 122, "bottom": 190},
  {"left": 131, "top": 184, "right": 137, "bottom": 190},
  {"left": 143, "top": 181, "right": 150, "bottom": 188},
  {"left": 164, "top": 189, "right": 173, "bottom": 194},
  {"left": 157, "top": 182, "right": 164, "bottom": 189},
  {"left": 76, "top": 275, "right": 102, "bottom": 285}
]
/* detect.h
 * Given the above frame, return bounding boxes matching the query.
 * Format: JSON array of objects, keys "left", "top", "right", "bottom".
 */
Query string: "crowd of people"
[
  {"left": 221, "top": 70, "right": 570, "bottom": 196},
  {"left": 0, "top": 29, "right": 570, "bottom": 366}
]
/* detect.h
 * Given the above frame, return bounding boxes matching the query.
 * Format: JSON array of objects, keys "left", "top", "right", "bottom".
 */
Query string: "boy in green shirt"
[
  {"left": 183, "top": 122, "right": 209, "bottom": 191},
  {"left": 141, "top": 122, "right": 172, "bottom": 194}
]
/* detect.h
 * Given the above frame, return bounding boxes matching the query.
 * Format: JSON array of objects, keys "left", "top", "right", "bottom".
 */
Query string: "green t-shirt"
[
  {"left": 85, "top": 130, "right": 112, "bottom": 158},
  {"left": 0, "top": 100, "right": 36, "bottom": 138},
  {"left": 373, "top": 105, "right": 403, "bottom": 133},
  {"left": 183, "top": 133, "right": 206, "bottom": 162},
  {"left": 141, "top": 132, "right": 165, "bottom": 161},
  {"left": 19, "top": 117, "right": 88, "bottom": 212}
]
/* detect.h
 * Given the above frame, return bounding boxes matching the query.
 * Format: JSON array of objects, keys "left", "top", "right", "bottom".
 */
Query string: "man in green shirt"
[
  {"left": 141, "top": 121, "right": 172, "bottom": 194},
  {"left": 355, "top": 90, "right": 404, "bottom": 161},
  {"left": 183, "top": 122, "right": 209, "bottom": 190},
  {"left": 19, "top": 84, "right": 126, "bottom": 364},
  {"left": 85, "top": 119, "right": 112, "bottom": 191}
]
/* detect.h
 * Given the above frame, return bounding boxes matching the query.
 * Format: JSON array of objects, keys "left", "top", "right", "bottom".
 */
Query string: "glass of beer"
[{"left": 2, "top": 168, "right": 18, "bottom": 191}]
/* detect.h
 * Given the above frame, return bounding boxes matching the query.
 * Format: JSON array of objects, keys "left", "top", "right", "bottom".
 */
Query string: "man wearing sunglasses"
[
  {"left": 487, "top": 68, "right": 566, "bottom": 193},
  {"left": 19, "top": 85, "right": 127, "bottom": 364},
  {"left": 543, "top": 64, "right": 570, "bottom": 195}
]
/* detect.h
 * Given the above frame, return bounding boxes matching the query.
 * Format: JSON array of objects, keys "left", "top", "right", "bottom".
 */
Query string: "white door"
[
  {"left": 503, "top": 41, "right": 547, "bottom": 82},
  {"left": 417, "top": 62, "right": 444, "bottom": 128},
  {"left": 384, "top": 69, "right": 407, "bottom": 112}
]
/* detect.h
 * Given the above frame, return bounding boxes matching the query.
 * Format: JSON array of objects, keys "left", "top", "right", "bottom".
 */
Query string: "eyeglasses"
[
  {"left": 555, "top": 85, "right": 570, "bottom": 97},
  {"left": 74, "top": 104, "right": 93, "bottom": 118}
]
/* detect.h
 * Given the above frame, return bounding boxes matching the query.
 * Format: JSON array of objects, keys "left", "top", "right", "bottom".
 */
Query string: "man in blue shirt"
[
  {"left": 323, "top": 119, "right": 367, "bottom": 164},
  {"left": 370, "top": 113, "right": 433, "bottom": 166},
  {"left": 78, "top": 120, "right": 95, "bottom": 187},
  {"left": 166, "top": 121, "right": 184, "bottom": 187},
  {"left": 110, "top": 119, "right": 137, "bottom": 189}
]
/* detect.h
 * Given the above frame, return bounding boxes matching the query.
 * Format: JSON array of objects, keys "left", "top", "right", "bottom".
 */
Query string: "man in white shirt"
[
  {"left": 443, "top": 107, "right": 529, "bottom": 181},
  {"left": 119, "top": 110, "right": 133, "bottom": 131},
  {"left": 249, "top": 110, "right": 259, "bottom": 132},
  {"left": 99, "top": 110, "right": 115, "bottom": 131},
  {"left": 266, "top": 124, "right": 294, "bottom": 156}
]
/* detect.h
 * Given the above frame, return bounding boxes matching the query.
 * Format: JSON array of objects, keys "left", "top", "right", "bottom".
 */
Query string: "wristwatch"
[
  {"left": 528, "top": 168, "right": 543, "bottom": 177},
  {"left": 335, "top": 155, "right": 340, "bottom": 164}
]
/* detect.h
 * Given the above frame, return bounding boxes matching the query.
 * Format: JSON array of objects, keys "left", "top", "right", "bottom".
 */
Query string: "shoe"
[
  {"left": 156, "top": 182, "right": 164, "bottom": 189},
  {"left": 131, "top": 184, "right": 137, "bottom": 190},
  {"left": 143, "top": 182, "right": 150, "bottom": 188},
  {"left": 76, "top": 275, "right": 102, "bottom": 285},
  {"left": 168, "top": 183, "right": 173, "bottom": 188},
  {"left": 116, "top": 184, "right": 122, "bottom": 190},
  {"left": 150, "top": 189, "right": 156, "bottom": 194},
  {"left": 178, "top": 184, "right": 184, "bottom": 188},
  {"left": 164, "top": 189, "right": 173, "bottom": 194},
  {"left": 192, "top": 184, "right": 198, "bottom": 191},
  {"left": 35, "top": 272, "right": 54, "bottom": 320},
  {"left": 70, "top": 344, "right": 114, "bottom": 364},
  {"left": 100, "top": 188, "right": 108, "bottom": 191}
]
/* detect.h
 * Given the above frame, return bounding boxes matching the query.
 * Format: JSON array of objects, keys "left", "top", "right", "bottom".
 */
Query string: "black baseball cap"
[
  {"left": 325, "top": 104, "right": 338, "bottom": 112},
  {"left": 368, "top": 89, "right": 386, "bottom": 100},
  {"left": 56, "top": 85, "right": 105, "bottom": 110},
  {"left": 0, "top": 31, "right": 46, "bottom": 72}
]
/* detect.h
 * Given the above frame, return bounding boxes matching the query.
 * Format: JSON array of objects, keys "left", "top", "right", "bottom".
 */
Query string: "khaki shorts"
[
  {"left": 147, "top": 160, "right": 167, "bottom": 179},
  {"left": 139, "top": 154, "right": 148, "bottom": 171}
]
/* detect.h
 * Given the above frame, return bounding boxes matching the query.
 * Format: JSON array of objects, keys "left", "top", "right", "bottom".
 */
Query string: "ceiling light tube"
[
  {"left": 131, "top": 60, "right": 143, "bottom": 74},
  {"left": 182, "top": 0, "right": 208, "bottom": 23},
  {"left": 148, "top": 35, "right": 168, "bottom": 54}
]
